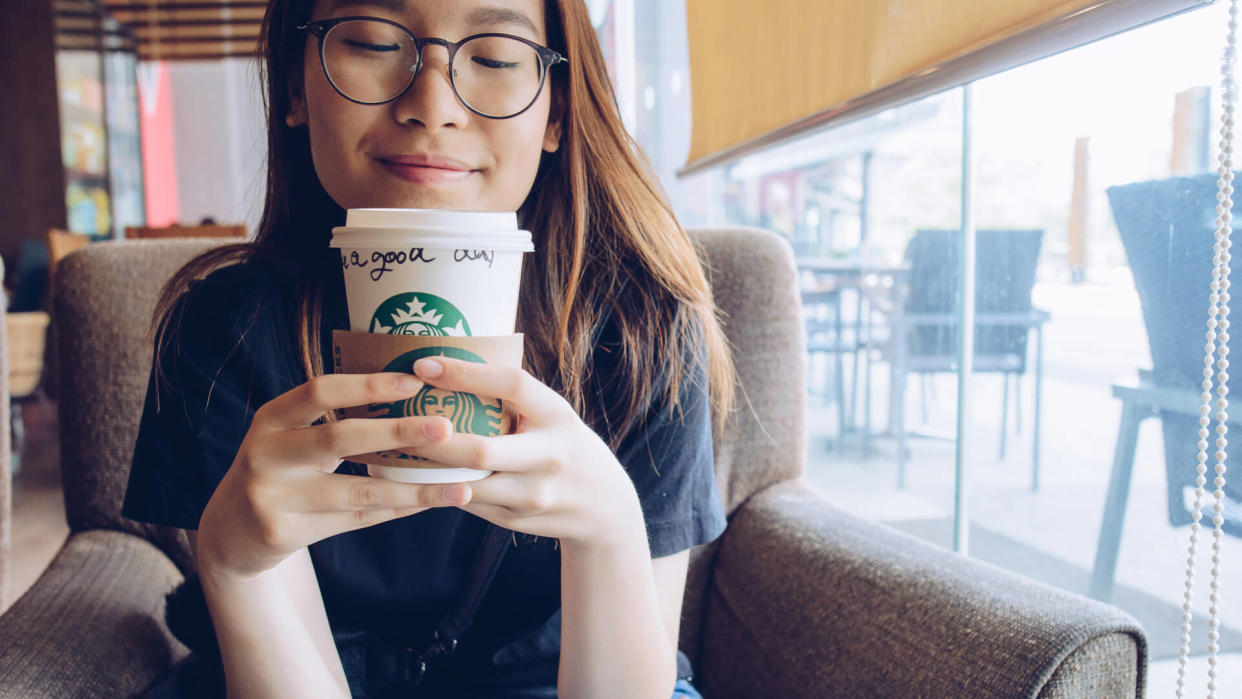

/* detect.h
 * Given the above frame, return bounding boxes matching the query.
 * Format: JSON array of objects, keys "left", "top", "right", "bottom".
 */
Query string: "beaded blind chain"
[{"left": 1176, "top": 2, "right": 1237, "bottom": 697}]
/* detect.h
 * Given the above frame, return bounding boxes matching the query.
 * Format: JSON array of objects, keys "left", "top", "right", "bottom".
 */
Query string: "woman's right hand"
[{"left": 194, "top": 372, "right": 468, "bottom": 581}]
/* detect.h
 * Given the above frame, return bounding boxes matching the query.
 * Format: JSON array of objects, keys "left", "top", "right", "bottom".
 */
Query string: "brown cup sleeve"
[{"left": 331, "top": 330, "right": 524, "bottom": 469}]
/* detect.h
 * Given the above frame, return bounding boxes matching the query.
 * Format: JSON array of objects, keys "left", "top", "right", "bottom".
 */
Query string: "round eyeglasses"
[{"left": 298, "top": 17, "right": 567, "bottom": 119}]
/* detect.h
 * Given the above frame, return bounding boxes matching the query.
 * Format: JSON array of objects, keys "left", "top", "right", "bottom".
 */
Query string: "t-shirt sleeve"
[
  {"left": 611, "top": 329, "right": 727, "bottom": 559},
  {"left": 121, "top": 266, "right": 291, "bottom": 530}
]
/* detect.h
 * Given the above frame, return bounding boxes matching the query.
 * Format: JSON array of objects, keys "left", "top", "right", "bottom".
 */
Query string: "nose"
[{"left": 392, "top": 41, "right": 471, "bottom": 129}]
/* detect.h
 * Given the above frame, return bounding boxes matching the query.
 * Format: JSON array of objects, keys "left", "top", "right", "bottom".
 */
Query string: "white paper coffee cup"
[{"left": 330, "top": 209, "right": 534, "bottom": 336}]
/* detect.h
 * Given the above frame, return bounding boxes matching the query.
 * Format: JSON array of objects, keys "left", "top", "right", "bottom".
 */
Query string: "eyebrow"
[
  {"left": 326, "top": 1, "right": 539, "bottom": 36},
  {"left": 467, "top": 7, "right": 539, "bottom": 35},
  {"left": 328, "top": 0, "right": 404, "bottom": 13}
]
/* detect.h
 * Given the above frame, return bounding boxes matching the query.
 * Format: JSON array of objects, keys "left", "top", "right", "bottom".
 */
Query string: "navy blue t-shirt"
[{"left": 121, "top": 255, "right": 727, "bottom": 695}]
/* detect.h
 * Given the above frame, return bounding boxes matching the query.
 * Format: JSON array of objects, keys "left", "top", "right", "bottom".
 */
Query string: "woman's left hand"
[{"left": 404, "top": 356, "right": 644, "bottom": 549}]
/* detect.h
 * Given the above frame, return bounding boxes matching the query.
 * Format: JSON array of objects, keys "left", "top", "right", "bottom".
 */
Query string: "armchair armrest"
[
  {"left": 0, "top": 530, "right": 188, "bottom": 698},
  {"left": 698, "top": 479, "right": 1146, "bottom": 698}
]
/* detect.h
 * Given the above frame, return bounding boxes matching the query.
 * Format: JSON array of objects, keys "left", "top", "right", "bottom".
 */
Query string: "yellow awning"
[{"left": 683, "top": 0, "right": 1209, "bottom": 175}]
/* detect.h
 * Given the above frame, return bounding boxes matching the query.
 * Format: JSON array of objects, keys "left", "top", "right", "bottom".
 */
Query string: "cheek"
[
  {"left": 305, "top": 86, "right": 373, "bottom": 205},
  {"left": 488, "top": 106, "right": 553, "bottom": 206}
]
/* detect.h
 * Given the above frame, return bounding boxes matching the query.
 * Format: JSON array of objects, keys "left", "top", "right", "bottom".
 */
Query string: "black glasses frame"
[{"left": 297, "top": 16, "right": 567, "bottom": 119}]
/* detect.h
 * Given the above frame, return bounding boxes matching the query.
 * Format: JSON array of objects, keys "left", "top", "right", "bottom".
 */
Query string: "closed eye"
[
  {"left": 472, "top": 56, "right": 520, "bottom": 69},
  {"left": 345, "top": 39, "right": 401, "bottom": 52}
]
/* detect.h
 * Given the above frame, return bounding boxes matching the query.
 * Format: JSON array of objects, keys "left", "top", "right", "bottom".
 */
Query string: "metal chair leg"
[
  {"left": 863, "top": 335, "right": 874, "bottom": 459},
  {"left": 848, "top": 289, "right": 864, "bottom": 431},
  {"left": 835, "top": 294, "right": 846, "bottom": 448},
  {"left": 919, "top": 373, "right": 929, "bottom": 424},
  {"left": 1088, "top": 400, "right": 1146, "bottom": 602},
  {"left": 1015, "top": 375, "right": 1023, "bottom": 436},
  {"left": 896, "top": 370, "right": 909, "bottom": 489},
  {"left": 892, "top": 315, "right": 909, "bottom": 488},
  {"left": 1000, "top": 372, "right": 1010, "bottom": 460},
  {"left": 1032, "top": 325, "right": 1044, "bottom": 492}
]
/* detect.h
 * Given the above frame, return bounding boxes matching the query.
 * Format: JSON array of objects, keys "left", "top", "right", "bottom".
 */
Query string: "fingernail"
[
  {"left": 414, "top": 358, "right": 443, "bottom": 378},
  {"left": 422, "top": 418, "right": 451, "bottom": 438},
  {"left": 397, "top": 374, "right": 422, "bottom": 391},
  {"left": 443, "top": 484, "right": 471, "bottom": 504}
]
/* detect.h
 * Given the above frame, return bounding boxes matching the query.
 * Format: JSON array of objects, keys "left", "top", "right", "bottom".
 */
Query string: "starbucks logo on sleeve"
[
  {"left": 367, "top": 347, "right": 503, "bottom": 461},
  {"left": 370, "top": 292, "right": 472, "bottom": 336}
]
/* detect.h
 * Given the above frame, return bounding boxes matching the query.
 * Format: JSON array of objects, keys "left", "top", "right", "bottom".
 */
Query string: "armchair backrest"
[
  {"left": 125, "top": 224, "right": 247, "bottom": 240},
  {"left": 687, "top": 227, "right": 806, "bottom": 512},
  {"left": 676, "top": 227, "right": 807, "bottom": 665},
  {"left": 53, "top": 240, "right": 222, "bottom": 573}
]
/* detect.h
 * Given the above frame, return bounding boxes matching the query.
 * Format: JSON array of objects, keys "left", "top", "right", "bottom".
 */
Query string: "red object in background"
[{"left": 137, "top": 62, "right": 179, "bottom": 227}]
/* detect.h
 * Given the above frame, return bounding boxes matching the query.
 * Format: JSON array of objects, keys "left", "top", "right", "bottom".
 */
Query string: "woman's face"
[{"left": 289, "top": 0, "right": 561, "bottom": 212}]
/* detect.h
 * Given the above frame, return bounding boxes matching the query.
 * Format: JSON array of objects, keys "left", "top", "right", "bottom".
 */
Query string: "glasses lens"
[
  {"left": 452, "top": 36, "right": 544, "bottom": 117},
  {"left": 322, "top": 19, "right": 417, "bottom": 104}
]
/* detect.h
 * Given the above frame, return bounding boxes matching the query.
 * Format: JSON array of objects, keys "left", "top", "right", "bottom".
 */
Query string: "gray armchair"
[{"left": 0, "top": 231, "right": 1146, "bottom": 697}]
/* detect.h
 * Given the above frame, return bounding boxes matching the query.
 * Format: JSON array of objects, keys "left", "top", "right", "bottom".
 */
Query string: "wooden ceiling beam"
[
  {"left": 136, "top": 35, "right": 260, "bottom": 45},
  {"left": 111, "top": 9, "right": 265, "bottom": 24},
  {"left": 136, "top": 38, "right": 260, "bottom": 53},
  {"left": 104, "top": 1, "right": 267, "bottom": 11},
  {"left": 138, "top": 49, "right": 259, "bottom": 61},
  {"left": 131, "top": 24, "right": 260, "bottom": 38}
]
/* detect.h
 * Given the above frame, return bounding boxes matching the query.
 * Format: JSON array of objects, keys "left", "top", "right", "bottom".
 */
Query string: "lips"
[{"left": 376, "top": 153, "right": 478, "bottom": 185}]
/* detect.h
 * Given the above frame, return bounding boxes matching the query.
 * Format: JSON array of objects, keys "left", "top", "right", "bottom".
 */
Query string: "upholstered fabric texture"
[
  {"left": 0, "top": 530, "right": 188, "bottom": 697},
  {"left": 680, "top": 227, "right": 808, "bottom": 667},
  {"left": 691, "top": 227, "right": 807, "bottom": 512},
  {"left": 698, "top": 479, "right": 1146, "bottom": 698},
  {"left": 52, "top": 239, "right": 220, "bottom": 575},
  {"left": 1038, "top": 631, "right": 1142, "bottom": 698}
]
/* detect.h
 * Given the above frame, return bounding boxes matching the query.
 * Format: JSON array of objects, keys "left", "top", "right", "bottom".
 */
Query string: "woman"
[{"left": 122, "top": 0, "right": 736, "bottom": 696}]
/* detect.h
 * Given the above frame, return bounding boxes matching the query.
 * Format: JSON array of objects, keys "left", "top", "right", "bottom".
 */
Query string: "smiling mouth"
[{"left": 378, "top": 158, "right": 477, "bottom": 185}]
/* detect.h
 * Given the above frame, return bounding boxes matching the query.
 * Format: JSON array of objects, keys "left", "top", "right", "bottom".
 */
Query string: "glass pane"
[
  {"left": 625, "top": 0, "right": 1242, "bottom": 691},
  {"left": 691, "top": 87, "right": 966, "bottom": 522},
  {"left": 57, "top": 50, "right": 111, "bottom": 236},
  {"left": 969, "top": 4, "right": 1240, "bottom": 693},
  {"left": 104, "top": 50, "right": 144, "bottom": 238}
]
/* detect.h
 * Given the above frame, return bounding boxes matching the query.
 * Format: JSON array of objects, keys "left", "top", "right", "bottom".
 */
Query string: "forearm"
[
  {"left": 199, "top": 559, "right": 350, "bottom": 699},
  {"left": 558, "top": 510, "right": 677, "bottom": 699}
]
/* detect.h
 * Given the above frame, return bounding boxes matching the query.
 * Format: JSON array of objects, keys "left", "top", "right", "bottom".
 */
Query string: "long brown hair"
[{"left": 153, "top": 0, "right": 736, "bottom": 449}]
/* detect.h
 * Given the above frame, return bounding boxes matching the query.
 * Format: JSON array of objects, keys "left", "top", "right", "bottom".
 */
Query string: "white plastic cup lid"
[{"left": 330, "top": 208, "right": 532, "bottom": 252}]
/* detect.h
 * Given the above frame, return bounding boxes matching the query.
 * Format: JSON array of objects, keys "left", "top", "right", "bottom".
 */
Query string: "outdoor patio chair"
[
  {"left": 1091, "top": 173, "right": 1242, "bottom": 601},
  {"left": 0, "top": 231, "right": 1147, "bottom": 697},
  {"left": 877, "top": 228, "right": 1049, "bottom": 489},
  {"left": 802, "top": 280, "right": 868, "bottom": 449}
]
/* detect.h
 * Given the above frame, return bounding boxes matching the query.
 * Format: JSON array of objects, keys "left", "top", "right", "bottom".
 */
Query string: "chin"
[{"left": 356, "top": 192, "right": 473, "bottom": 211}]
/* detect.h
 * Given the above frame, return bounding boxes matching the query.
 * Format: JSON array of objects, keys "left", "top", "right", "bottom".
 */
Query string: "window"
[{"left": 616, "top": 1, "right": 1241, "bottom": 691}]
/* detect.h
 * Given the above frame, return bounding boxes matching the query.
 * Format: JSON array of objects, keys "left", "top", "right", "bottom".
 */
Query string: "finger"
[
  {"left": 292, "top": 472, "right": 471, "bottom": 513},
  {"left": 400, "top": 432, "right": 543, "bottom": 472},
  {"left": 257, "top": 373, "right": 426, "bottom": 430},
  {"left": 297, "top": 503, "right": 440, "bottom": 541},
  {"left": 412, "top": 357, "right": 567, "bottom": 425},
  {"left": 262, "top": 415, "right": 453, "bottom": 467},
  {"left": 462, "top": 472, "right": 534, "bottom": 512}
]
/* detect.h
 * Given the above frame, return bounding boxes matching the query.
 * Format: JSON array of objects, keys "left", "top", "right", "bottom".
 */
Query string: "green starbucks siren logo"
[
  {"left": 368, "top": 346, "right": 503, "bottom": 462},
  {"left": 370, "top": 292, "right": 471, "bottom": 336}
]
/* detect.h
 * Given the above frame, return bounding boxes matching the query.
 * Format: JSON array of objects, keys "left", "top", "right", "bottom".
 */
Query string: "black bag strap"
[{"left": 402, "top": 522, "right": 513, "bottom": 686}]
